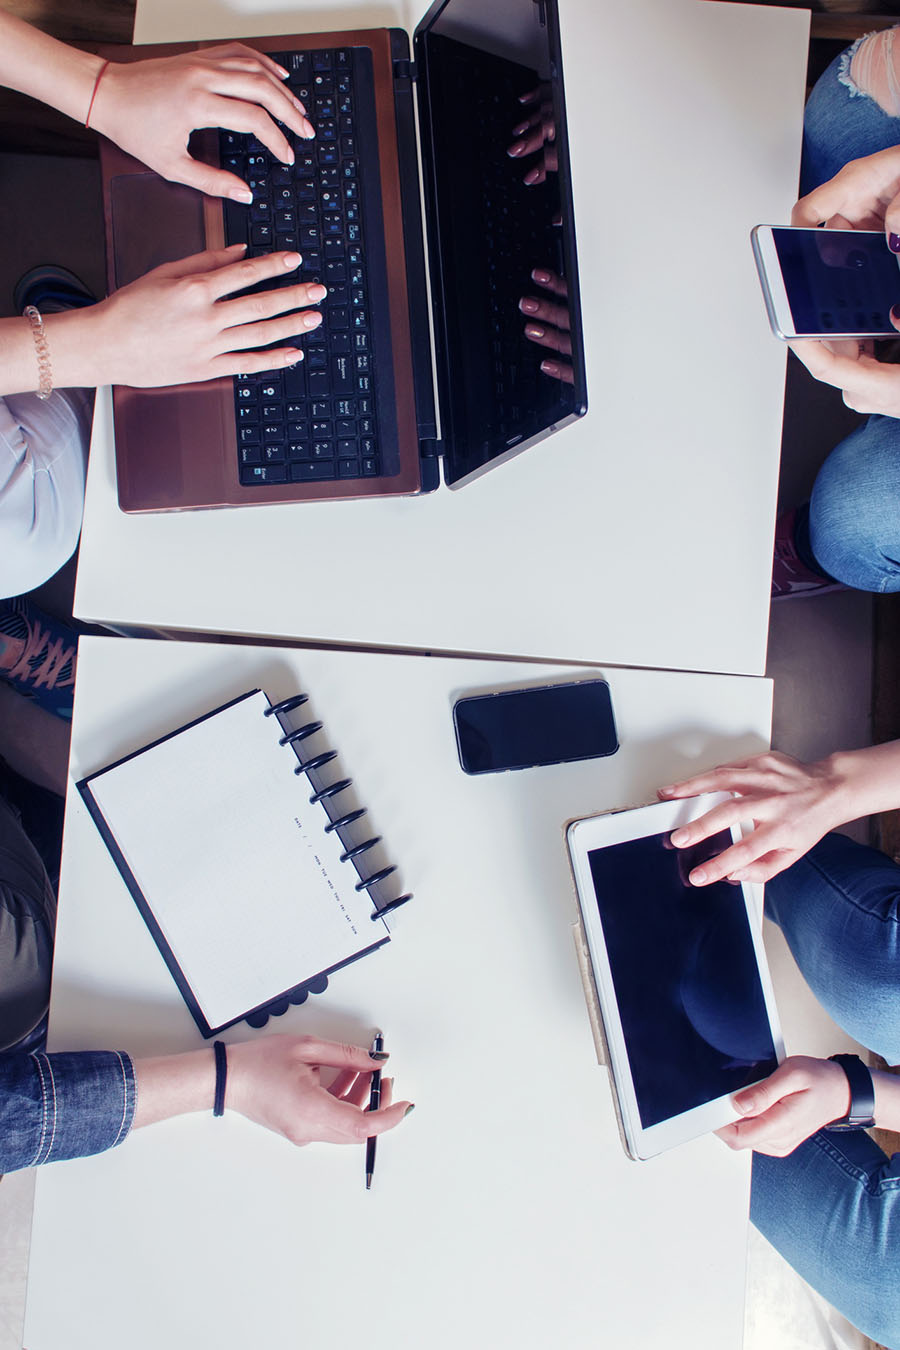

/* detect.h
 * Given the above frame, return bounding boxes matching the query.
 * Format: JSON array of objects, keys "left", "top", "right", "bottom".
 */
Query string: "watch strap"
[{"left": 825, "top": 1053, "right": 876, "bottom": 1131}]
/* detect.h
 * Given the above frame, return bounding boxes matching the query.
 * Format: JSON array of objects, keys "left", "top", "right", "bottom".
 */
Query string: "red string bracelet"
[{"left": 85, "top": 59, "right": 110, "bottom": 129}]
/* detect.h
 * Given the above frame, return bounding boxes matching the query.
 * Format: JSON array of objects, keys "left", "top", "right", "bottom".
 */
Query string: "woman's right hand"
[
  {"left": 658, "top": 750, "right": 847, "bottom": 885},
  {"left": 791, "top": 144, "right": 900, "bottom": 241},
  {"left": 225, "top": 1034, "right": 413, "bottom": 1146},
  {"left": 51, "top": 244, "right": 324, "bottom": 389}
]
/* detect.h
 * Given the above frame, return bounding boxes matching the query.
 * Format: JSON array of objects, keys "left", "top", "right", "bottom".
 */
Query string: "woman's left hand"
[
  {"left": 89, "top": 43, "right": 314, "bottom": 203},
  {"left": 715, "top": 1057, "right": 851, "bottom": 1157},
  {"left": 788, "top": 335, "right": 900, "bottom": 417}
]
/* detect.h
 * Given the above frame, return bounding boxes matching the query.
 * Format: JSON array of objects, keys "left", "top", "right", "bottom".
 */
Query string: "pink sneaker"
[{"left": 771, "top": 508, "right": 846, "bottom": 600}]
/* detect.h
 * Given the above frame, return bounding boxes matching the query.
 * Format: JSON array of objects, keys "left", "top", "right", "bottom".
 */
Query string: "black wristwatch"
[{"left": 824, "top": 1053, "right": 876, "bottom": 1131}]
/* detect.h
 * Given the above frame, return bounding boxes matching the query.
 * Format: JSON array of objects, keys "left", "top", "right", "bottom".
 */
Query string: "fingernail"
[
  {"left": 403, "top": 1103, "right": 416, "bottom": 1117},
  {"left": 508, "top": 141, "right": 525, "bottom": 157},
  {"left": 890, "top": 233, "right": 900, "bottom": 253},
  {"left": 523, "top": 169, "right": 540, "bottom": 186},
  {"left": 303, "top": 312, "right": 322, "bottom": 329},
  {"left": 734, "top": 1092, "right": 754, "bottom": 1114},
  {"left": 891, "top": 304, "right": 900, "bottom": 324},
  {"left": 231, "top": 188, "right": 253, "bottom": 204},
  {"left": 689, "top": 867, "right": 707, "bottom": 885},
  {"left": 293, "top": 97, "right": 307, "bottom": 114},
  {"left": 670, "top": 828, "right": 688, "bottom": 846},
  {"left": 540, "top": 360, "right": 557, "bottom": 375},
  {"left": 512, "top": 120, "right": 529, "bottom": 136},
  {"left": 532, "top": 269, "right": 551, "bottom": 285},
  {"left": 519, "top": 297, "right": 539, "bottom": 314},
  {"left": 525, "top": 324, "right": 545, "bottom": 339},
  {"left": 276, "top": 64, "right": 289, "bottom": 79},
  {"left": 283, "top": 150, "right": 295, "bottom": 166},
  {"left": 282, "top": 252, "right": 302, "bottom": 269},
  {"left": 284, "top": 351, "right": 304, "bottom": 364},
  {"left": 369, "top": 1050, "right": 390, "bottom": 1062},
  {"left": 308, "top": 283, "right": 327, "bottom": 301}
]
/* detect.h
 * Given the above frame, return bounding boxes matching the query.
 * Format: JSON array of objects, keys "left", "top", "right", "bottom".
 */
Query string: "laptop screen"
[{"left": 415, "top": 0, "right": 587, "bottom": 486}]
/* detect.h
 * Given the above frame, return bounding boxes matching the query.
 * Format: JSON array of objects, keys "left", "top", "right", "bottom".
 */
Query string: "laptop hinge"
[
  {"left": 419, "top": 437, "right": 440, "bottom": 459},
  {"left": 393, "top": 58, "right": 417, "bottom": 83}
]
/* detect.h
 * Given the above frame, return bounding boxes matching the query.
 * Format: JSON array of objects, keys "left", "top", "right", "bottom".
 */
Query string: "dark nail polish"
[
  {"left": 890, "top": 233, "right": 900, "bottom": 253},
  {"left": 369, "top": 1050, "right": 390, "bottom": 1062},
  {"left": 403, "top": 1103, "right": 416, "bottom": 1117}
]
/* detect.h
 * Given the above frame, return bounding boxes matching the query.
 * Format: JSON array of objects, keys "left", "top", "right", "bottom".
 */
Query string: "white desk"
[
  {"left": 73, "top": 0, "right": 809, "bottom": 676},
  {"left": 24, "top": 637, "right": 773, "bottom": 1350}
]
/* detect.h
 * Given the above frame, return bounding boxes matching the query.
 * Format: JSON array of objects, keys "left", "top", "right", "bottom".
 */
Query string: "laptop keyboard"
[{"left": 219, "top": 48, "right": 381, "bottom": 487}]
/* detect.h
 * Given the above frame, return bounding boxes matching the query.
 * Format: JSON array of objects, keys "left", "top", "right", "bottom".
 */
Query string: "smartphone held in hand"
[{"left": 752, "top": 224, "right": 900, "bottom": 339}]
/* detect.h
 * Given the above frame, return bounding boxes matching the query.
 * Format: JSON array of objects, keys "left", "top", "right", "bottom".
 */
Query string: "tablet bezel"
[{"left": 567, "top": 794, "right": 784, "bottom": 1160}]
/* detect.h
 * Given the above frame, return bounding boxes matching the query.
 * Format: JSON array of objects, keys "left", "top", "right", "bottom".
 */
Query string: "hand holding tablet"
[{"left": 567, "top": 796, "right": 784, "bottom": 1160}]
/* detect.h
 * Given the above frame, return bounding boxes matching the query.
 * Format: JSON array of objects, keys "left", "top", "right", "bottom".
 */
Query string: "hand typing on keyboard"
[
  {"left": 43, "top": 246, "right": 324, "bottom": 390},
  {"left": 88, "top": 43, "right": 316, "bottom": 204}
]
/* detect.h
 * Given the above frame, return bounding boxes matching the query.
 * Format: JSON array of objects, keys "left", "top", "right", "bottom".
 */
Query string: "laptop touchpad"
[{"left": 110, "top": 174, "right": 206, "bottom": 289}]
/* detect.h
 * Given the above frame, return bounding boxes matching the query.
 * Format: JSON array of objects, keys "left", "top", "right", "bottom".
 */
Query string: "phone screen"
[
  {"left": 587, "top": 829, "right": 778, "bottom": 1129},
  {"left": 453, "top": 680, "right": 618, "bottom": 774},
  {"left": 772, "top": 227, "right": 900, "bottom": 335}
]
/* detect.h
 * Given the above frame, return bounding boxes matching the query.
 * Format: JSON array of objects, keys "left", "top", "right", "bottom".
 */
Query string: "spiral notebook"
[{"left": 77, "top": 689, "right": 411, "bottom": 1037}]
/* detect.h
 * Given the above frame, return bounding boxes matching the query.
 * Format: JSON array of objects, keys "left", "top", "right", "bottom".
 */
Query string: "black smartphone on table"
[{"left": 453, "top": 679, "right": 618, "bottom": 775}]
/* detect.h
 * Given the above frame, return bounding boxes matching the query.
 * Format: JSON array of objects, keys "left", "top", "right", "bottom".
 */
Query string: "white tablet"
[{"left": 567, "top": 795, "right": 783, "bottom": 1160}]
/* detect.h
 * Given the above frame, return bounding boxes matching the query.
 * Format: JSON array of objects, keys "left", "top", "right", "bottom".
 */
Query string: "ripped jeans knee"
[{"left": 843, "top": 27, "right": 900, "bottom": 116}]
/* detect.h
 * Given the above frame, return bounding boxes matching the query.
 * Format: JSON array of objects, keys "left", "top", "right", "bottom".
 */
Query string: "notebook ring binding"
[
  {"left": 273, "top": 697, "right": 414, "bottom": 924},
  {"left": 279, "top": 721, "right": 323, "bottom": 746},
  {"left": 266, "top": 694, "right": 309, "bottom": 717},
  {"left": 371, "top": 893, "right": 413, "bottom": 920},
  {"left": 294, "top": 750, "right": 338, "bottom": 776},
  {"left": 308, "top": 778, "right": 352, "bottom": 804},
  {"left": 354, "top": 864, "right": 397, "bottom": 892},
  {"left": 324, "top": 807, "right": 367, "bottom": 833},
  {"left": 341, "top": 836, "right": 381, "bottom": 862}
]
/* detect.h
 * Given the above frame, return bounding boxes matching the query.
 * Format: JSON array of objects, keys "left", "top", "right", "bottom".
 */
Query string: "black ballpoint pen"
[{"left": 365, "top": 1031, "right": 383, "bottom": 1190}]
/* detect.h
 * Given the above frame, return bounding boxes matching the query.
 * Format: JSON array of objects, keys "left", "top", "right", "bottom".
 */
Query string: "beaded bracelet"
[{"left": 23, "top": 306, "right": 52, "bottom": 401}]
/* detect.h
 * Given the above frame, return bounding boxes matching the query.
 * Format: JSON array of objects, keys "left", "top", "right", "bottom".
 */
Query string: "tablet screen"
[{"left": 587, "top": 829, "right": 778, "bottom": 1129}]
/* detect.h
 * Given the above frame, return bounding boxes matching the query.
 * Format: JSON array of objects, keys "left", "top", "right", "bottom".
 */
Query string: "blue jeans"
[
  {"left": 0, "top": 785, "right": 136, "bottom": 1170},
  {"left": 752, "top": 833, "right": 900, "bottom": 1347},
  {"left": 798, "top": 46, "right": 900, "bottom": 594}
]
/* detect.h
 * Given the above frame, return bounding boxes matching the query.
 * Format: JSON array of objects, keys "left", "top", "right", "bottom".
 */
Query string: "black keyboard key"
[
  {"left": 339, "top": 458, "right": 360, "bottom": 478},
  {"left": 245, "top": 464, "right": 287, "bottom": 484},
  {"left": 331, "top": 355, "right": 353, "bottom": 393},
  {"left": 361, "top": 457, "right": 379, "bottom": 475},
  {"left": 283, "top": 364, "right": 307, "bottom": 397},
  {"left": 291, "top": 460, "right": 335, "bottom": 481},
  {"left": 289, "top": 52, "right": 310, "bottom": 84}
]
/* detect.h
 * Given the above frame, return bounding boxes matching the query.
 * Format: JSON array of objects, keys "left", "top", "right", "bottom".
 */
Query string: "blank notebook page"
[{"left": 85, "top": 691, "right": 379, "bottom": 1029}]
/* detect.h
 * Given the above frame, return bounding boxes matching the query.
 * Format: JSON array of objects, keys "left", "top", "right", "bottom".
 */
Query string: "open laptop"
[{"left": 100, "top": 0, "right": 587, "bottom": 510}]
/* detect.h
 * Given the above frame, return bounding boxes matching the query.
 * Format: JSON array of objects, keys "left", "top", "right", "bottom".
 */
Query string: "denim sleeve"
[{"left": 0, "top": 1050, "right": 135, "bottom": 1172}]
